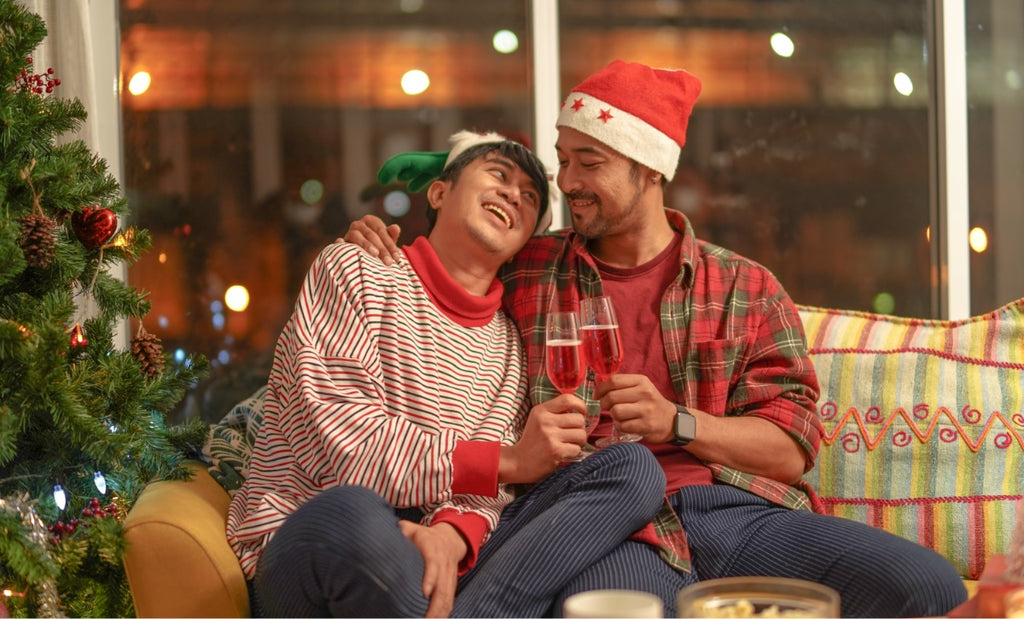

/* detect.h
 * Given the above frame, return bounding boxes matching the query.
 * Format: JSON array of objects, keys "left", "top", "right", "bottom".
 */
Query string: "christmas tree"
[{"left": 1, "top": 3, "right": 209, "bottom": 617}]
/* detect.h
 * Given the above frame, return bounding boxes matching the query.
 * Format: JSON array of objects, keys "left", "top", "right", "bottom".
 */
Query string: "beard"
[{"left": 567, "top": 184, "right": 645, "bottom": 240}]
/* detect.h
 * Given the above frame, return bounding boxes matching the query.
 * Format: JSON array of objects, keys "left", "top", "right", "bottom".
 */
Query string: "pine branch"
[{"left": 0, "top": 4, "right": 47, "bottom": 84}]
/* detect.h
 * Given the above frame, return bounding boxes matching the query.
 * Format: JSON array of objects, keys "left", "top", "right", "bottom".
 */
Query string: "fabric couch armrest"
[{"left": 123, "top": 461, "right": 249, "bottom": 618}]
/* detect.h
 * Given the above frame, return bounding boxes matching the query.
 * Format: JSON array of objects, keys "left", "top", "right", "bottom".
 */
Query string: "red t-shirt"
[{"left": 592, "top": 233, "right": 713, "bottom": 493}]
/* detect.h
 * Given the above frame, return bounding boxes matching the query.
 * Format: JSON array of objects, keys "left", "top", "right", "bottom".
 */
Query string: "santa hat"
[{"left": 556, "top": 60, "right": 702, "bottom": 182}]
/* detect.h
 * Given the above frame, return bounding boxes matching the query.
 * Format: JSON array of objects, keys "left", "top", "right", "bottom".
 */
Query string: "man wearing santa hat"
[{"left": 347, "top": 60, "right": 967, "bottom": 618}]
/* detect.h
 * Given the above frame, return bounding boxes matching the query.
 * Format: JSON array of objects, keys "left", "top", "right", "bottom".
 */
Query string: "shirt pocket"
[{"left": 690, "top": 336, "right": 746, "bottom": 416}]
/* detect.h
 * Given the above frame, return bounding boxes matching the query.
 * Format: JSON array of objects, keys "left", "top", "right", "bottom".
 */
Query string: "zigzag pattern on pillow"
[{"left": 817, "top": 404, "right": 1024, "bottom": 453}]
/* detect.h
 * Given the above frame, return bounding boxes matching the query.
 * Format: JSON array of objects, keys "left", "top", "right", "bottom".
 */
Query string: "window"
[{"left": 118, "top": 1, "right": 1020, "bottom": 423}]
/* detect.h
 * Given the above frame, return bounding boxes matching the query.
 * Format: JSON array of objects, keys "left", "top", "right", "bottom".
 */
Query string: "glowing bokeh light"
[
  {"left": 225, "top": 284, "right": 251, "bottom": 311},
  {"left": 969, "top": 227, "right": 988, "bottom": 253},
  {"left": 300, "top": 179, "right": 324, "bottom": 205},
  {"left": 401, "top": 70, "right": 430, "bottom": 95},
  {"left": 128, "top": 71, "right": 151, "bottom": 95},
  {"left": 770, "top": 32, "right": 795, "bottom": 58},
  {"left": 893, "top": 72, "right": 914, "bottom": 96},
  {"left": 872, "top": 292, "right": 896, "bottom": 315},
  {"left": 493, "top": 29, "right": 519, "bottom": 54},
  {"left": 383, "top": 190, "right": 412, "bottom": 217}
]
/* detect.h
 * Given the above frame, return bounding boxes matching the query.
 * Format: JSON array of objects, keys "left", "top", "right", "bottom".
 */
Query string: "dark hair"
[{"left": 426, "top": 139, "right": 549, "bottom": 232}]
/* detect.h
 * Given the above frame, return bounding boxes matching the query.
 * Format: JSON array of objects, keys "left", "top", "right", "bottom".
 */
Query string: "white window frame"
[{"left": 933, "top": 0, "right": 971, "bottom": 319}]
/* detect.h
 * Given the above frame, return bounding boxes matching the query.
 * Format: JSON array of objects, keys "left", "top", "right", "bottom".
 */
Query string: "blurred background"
[{"left": 111, "top": 0, "right": 1023, "bottom": 422}]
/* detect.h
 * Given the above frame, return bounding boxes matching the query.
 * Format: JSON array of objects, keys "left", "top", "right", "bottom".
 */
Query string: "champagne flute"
[
  {"left": 545, "top": 311, "right": 588, "bottom": 461},
  {"left": 579, "top": 296, "right": 642, "bottom": 446}
]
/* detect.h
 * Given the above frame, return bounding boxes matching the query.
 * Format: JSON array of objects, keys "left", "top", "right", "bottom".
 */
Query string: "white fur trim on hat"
[
  {"left": 443, "top": 130, "right": 553, "bottom": 235},
  {"left": 556, "top": 93, "right": 682, "bottom": 181},
  {"left": 444, "top": 130, "right": 508, "bottom": 168}
]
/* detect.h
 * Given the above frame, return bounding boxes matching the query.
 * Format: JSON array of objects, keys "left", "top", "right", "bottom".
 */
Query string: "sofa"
[{"left": 122, "top": 299, "right": 1024, "bottom": 617}]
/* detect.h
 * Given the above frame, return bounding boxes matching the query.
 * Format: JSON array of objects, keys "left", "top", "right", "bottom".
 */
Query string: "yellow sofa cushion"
[{"left": 122, "top": 461, "right": 249, "bottom": 618}]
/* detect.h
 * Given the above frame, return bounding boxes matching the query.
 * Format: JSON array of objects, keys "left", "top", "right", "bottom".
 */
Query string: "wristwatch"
[{"left": 670, "top": 405, "right": 696, "bottom": 446}]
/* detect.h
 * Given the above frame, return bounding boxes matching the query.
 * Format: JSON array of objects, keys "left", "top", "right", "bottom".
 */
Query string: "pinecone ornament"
[
  {"left": 19, "top": 212, "right": 57, "bottom": 268},
  {"left": 131, "top": 327, "right": 166, "bottom": 379}
]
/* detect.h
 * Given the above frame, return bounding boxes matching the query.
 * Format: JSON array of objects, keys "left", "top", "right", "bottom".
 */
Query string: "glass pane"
[
  {"left": 966, "top": 1, "right": 1024, "bottom": 312},
  {"left": 559, "top": 0, "right": 934, "bottom": 316},
  {"left": 120, "top": 0, "right": 533, "bottom": 423}
]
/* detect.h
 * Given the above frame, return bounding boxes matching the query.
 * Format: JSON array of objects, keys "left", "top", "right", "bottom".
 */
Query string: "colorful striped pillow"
[{"left": 798, "top": 298, "right": 1024, "bottom": 579}]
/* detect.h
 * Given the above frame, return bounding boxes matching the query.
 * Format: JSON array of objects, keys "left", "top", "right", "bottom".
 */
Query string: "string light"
[
  {"left": 52, "top": 484, "right": 66, "bottom": 510},
  {"left": 104, "top": 227, "right": 139, "bottom": 257},
  {"left": 69, "top": 323, "right": 87, "bottom": 347},
  {"left": 93, "top": 471, "right": 107, "bottom": 495}
]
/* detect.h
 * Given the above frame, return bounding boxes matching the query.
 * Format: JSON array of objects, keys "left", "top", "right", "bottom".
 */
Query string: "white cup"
[{"left": 563, "top": 589, "right": 664, "bottom": 618}]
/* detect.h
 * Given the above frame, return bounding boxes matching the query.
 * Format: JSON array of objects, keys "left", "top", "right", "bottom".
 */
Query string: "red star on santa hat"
[
  {"left": 598, "top": 109, "right": 614, "bottom": 123},
  {"left": 571, "top": 98, "right": 585, "bottom": 111}
]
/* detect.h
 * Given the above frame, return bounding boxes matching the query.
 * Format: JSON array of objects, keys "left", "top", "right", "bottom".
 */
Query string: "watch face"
[{"left": 674, "top": 409, "right": 696, "bottom": 443}]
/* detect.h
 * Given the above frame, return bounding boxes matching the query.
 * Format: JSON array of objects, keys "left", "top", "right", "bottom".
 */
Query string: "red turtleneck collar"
[{"left": 402, "top": 236, "right": 504, "bottom": 328}]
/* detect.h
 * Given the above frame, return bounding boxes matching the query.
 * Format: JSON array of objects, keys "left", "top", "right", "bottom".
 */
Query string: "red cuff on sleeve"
[
  {"left": 431, "top": 510, "right": 491, "bottom": 574},
  {"left": 452, "top": 440, "right": 500, "bottom": 497}
]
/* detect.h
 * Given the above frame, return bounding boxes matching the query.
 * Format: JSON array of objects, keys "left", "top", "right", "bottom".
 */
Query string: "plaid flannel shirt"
[{"left": 499, "top": 209, "right": 825, "bottom": 573}]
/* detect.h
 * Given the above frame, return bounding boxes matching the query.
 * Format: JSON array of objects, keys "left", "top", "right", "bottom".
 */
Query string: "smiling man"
[{"left": 227, "top": 131, "right": 666, "bottom": 618}]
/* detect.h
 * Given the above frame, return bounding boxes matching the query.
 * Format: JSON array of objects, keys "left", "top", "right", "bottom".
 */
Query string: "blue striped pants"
[
  {"left": 251, "top": 442, "right": 665, "bottom": 617},
  {"left": 556, "top": 484, "right": 968, "bottom": 618}
]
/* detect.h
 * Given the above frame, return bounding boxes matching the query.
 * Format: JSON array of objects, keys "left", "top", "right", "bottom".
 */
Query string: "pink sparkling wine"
[
  {"left": 546, "top": 339, "right": 584, "bottom": 393},
  {"left": 581, "top": 325, "right": 623, "bottom": 377}
]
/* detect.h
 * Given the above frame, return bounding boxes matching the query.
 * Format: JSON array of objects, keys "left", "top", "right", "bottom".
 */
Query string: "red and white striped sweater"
[{"left": 227, "top": 238, "right": 529, "bottom": 578}]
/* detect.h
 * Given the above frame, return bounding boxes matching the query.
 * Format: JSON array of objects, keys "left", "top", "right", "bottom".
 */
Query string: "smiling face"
[
  {"left": 428, "top": 149, "right": 543, "bottom": 266},
  {"left": 555, "top": 126, "right": 651, "bottom": 240}
]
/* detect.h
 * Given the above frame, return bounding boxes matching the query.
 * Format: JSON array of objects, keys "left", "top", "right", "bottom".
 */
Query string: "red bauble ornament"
[{"left": 71, "top": 206, "right": 117, "bottom": 249}]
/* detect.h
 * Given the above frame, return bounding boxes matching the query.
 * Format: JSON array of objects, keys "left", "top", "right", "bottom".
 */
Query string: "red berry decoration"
[
  {"left": 71, "top": 206, "right": 118, "bottom": 249},
  {"left": 14, "top": 57, "right": 60, "bottom": 95}
]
